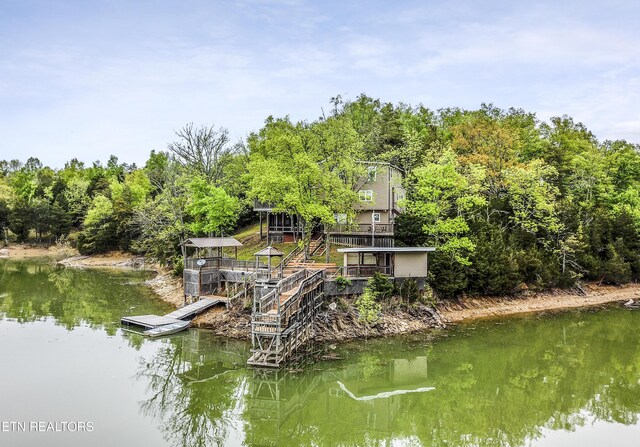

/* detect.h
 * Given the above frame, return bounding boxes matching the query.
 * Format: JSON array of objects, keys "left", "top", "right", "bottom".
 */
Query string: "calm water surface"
[{"left": 1, "top": 259, "right": 640, "bottom": 446}]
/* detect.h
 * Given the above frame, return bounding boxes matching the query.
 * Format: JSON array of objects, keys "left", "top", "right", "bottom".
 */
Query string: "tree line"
[{"left": 1, "top": 95, "right": 638, "bottom": 297}]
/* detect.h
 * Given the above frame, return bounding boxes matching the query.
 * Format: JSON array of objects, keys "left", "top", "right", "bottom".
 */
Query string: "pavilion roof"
[
  {"left": 181, "top": 237, "right": 243, "bottom": 248},
  {"left": 254, "top": 246, "right": 284, "bottom": 257}
]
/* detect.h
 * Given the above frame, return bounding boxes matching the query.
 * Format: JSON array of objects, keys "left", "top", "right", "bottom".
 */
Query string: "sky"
[{"left": 0, "top": 0, "right": 638, "bottom": 168}]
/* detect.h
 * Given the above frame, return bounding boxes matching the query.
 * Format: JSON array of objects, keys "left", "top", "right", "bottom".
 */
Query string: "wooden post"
[
  {"left": 371, "top": 211, "right": 375, "bottom": 247},
  {"left": 259, "top": 212, "right": 263, "bottom": 239},
  {"left": 266, "top": 212, "right": 270, "bottom": 244},
  {"left": 325, "top": 234, "right": 330, "bottom": 264},
  {"left": 198, "top": 264, "right": 202, "bottom": 301}
]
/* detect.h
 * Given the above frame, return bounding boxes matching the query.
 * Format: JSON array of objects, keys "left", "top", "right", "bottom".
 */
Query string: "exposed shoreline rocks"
[{"left": 47, "top": 250, "right": 640, "bottom": 342}]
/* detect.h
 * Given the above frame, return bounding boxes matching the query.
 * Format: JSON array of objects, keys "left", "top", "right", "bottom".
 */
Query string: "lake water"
[{"left": 1, "top": 259, "right": 640, "bottom": 446}]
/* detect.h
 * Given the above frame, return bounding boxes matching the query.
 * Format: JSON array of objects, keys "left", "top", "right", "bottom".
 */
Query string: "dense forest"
[{"left": 1, "top": 95, "right": 639, "bottom": 298}]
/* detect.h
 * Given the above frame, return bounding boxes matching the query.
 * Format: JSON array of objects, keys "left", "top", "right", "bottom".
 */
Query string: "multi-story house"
[{"left": 254, "top": 161, "right": 405, "bottom": 248}]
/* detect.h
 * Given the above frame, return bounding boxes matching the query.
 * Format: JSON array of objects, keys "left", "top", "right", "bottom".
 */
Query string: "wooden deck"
[
  {"left": 121, "top": 296, "right": 227, "bottom": 330},
  {"left": 165, "top": 297, "right": 226, "bottom": 320}
]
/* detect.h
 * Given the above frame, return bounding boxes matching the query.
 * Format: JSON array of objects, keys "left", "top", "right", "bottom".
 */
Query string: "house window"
[
  {"left": 334, "top": 213, "right": 347, "bottom": 224},
  {"left": 346, "top": 253, "right": 359, "bottom": 265},
  {"left": 372, "top": 212, "right": 381, "bottom": 223},
  {"left": 367, "top": 166, "right": 377, "bottom": 182},
  {"left": 359, "top": 190, "right": 373, "bottom": 202},
  {"left": 362, "top": 253, "right": 377, "bottom": 265}
]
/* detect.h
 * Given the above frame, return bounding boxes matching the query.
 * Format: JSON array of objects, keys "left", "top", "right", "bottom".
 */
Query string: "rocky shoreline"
[
  {"left": 8, "top": 247, "right": 640, "bottom": 342},
  {"left": 191, "top": 299, "right": 446, "bottom": 341}
]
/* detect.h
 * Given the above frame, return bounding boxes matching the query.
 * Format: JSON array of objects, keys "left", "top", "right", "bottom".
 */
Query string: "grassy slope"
[
  {"left": 231, "top": 223, "right": 297, "bottom": 261},
  {"left": 231, "top": 223, "right": 344, "bottom": 265}
]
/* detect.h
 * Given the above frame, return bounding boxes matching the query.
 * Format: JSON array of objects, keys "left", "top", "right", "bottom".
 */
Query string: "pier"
[{"left": 121, "top": 297, "right": 226, "bottom": 331}]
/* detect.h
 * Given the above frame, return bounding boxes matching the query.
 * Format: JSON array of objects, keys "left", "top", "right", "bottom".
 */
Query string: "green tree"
[
  {"left": 247, "top": 115, "right": 364, "bottom": 243},
  {"left": 185, "top": 176, "right": 240, "bottom": 236},
  {"left": 405, "top": 149, "right": 486, "bottom": 265},
  {"left": 78, "top": 195, "right": 116, "bottom": 254},
  {"left": 355, "top": 288, "right": 381, "bottom": 326}
]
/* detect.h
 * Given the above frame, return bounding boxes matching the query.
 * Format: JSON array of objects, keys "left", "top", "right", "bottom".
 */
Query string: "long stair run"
[{"left": 248, "top": 269, "right": 325, "bottom": 367}]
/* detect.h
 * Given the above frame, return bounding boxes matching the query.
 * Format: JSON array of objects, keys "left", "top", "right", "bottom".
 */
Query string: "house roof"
[
  {"left": 254, "top": 246, "right": 284, "bottom": 256},
  {"left": 337, "top": 247, "right": 435, "bottom": 253},
  {"left": 181, "top": 237, "right": 243, "bottom": 248}
]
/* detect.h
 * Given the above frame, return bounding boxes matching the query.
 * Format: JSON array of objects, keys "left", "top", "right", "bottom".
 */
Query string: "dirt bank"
[
  {"left": 438, "top": 283, "right": 640, "bottom": 323},
  {"left": 144, "top": 271, "right": 184, "bottom": 308},
  {"left": 58, "top": 251, "right": 145, "bottom": 268},
  {"left": 0, "top": 244, "right": 77, "bottom": 259},
  {"left": 194, "top": 283, "right": 640, "bottom": 341}
]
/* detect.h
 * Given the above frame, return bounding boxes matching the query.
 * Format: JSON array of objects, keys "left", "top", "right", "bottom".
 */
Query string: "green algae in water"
[{"left": 2, "top": 258, "right": 640, "bottom": 446}]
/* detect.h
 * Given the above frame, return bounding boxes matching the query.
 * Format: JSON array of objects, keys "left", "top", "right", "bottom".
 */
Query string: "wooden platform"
[
  {"left": 121, "top": 296, "right": 227, "bottom": 329},
  {"left": 165, "top": 297, "right": 225, "bottom": 319}
]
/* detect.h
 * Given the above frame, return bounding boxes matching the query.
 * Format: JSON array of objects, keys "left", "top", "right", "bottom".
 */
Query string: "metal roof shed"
[{"left": 181, "top": 237, "right": 244, "bottom": 258}]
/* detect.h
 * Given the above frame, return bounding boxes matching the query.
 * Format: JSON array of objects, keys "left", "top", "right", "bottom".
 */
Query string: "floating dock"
[
  {"left": 121, "top": 314, "right": 184, "bottom": 329},
  {"left": 121, "top": 297, "right": 226, "bottom": 334}
]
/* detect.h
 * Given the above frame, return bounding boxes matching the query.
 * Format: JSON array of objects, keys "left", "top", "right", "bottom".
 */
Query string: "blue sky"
[{"left": 1, "top": 0, "right": 638, "bottom": 167}]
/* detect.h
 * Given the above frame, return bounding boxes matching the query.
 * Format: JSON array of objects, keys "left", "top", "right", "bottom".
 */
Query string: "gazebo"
[
  {"left": 255, "top": 246, "right": 284, "bottom": 280},
  {"left": 181, "top": 237, "right": 244, "bottom": 260}
]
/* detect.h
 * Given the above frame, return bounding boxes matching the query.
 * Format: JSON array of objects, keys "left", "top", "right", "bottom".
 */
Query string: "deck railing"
[
  {"left": 226, "top": 272, "right": 257, "bottom": 307},
  {"left": 328, "top": 223, "right": 394, "bottom": 234},
  {"left": 277, "top": 269, "right": 308, "bottom": 294},
  {"left": 267, "top": 225, "right": 298, "bottom": 233},
  {"left": 252, "top": 269, "right": 324, "bottom": 330},
  {"left": 258, "top": 288, "right": 279, "bottom": 314},
  {"left": 254, "top": 200, "right": 275, "bottom": 211},
  {"left": 278, "top": 244, "right": 303, "bottom": 267},
  {"left": 184, "top": 257, "right": 267, "bottom": 271},
  {"left": 333, "top": 265, "right": 392, "bottom": 278},
  {"left": 255, "top": 269, "right": 310, "bottom": 314}
]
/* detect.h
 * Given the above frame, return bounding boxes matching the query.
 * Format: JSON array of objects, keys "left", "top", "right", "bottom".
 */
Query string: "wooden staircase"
[
  {"left": 248, "top": 269, "right": 325, "bottom": 367},
  {"left": 287, "top": 235, "right": 329, "bottom": 268}
]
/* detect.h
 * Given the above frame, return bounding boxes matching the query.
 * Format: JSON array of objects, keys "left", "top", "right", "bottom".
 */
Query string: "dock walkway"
[{"left": 121, "top": 297, "right": 226, "bottom": 331}]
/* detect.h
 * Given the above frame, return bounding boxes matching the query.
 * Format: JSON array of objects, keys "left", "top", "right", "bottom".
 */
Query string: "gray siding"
[{"left": 354, "top": 164, "right": 405, "bottom": 218}]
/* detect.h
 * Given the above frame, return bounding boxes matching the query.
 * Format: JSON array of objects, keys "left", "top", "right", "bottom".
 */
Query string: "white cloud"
[{"left": 1, "top": 0, "right": 639, "bottom": 167}]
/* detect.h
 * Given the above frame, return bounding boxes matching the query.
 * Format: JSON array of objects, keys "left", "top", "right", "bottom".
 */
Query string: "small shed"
[
  {"left": 181, "top": 237, "right": 244, "bottom": 259},
  {"left": 337, "top": 247, "right": 435, "bottom": 278}
]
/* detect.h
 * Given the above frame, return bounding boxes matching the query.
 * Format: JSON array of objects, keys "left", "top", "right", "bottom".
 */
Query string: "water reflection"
[
  {"left": 0, "top": 258, "right": 171, "bottom": 335},
  {"left": 4, "top": 258, "right": 640, "bottom": 446},
  {"left": 135, "top": 331, "right": 248, "bottom": 447},
  {"left": 135, "top": 308, "right": 640, "bottom": 447}
]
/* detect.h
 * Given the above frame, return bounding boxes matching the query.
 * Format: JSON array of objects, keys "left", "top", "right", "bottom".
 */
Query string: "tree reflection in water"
[
  {"left": 134, "top": 308, "right": 640, "bottom": 447},
  {"left": 0, "top": 259, "right": 170, "bottom": 337},
  {"left": 7, "top": 259, "right": 640, "bottom": 447},
  {"left": 136, "top": 330, "right": 249, "bottom": 447}
]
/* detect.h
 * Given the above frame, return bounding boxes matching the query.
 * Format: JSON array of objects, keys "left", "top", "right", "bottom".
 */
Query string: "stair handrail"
[
  {"left": 228, "top": 272, "right": 257, "bottom": 305},
  {"left": 279, "top": 243, "right": 304, "bottom": 268},
  {"left": 278, "top": 269, "right": 325, "bottom": 326},
  {"left": 276, "top": 268, "right": 308, "bottom": 295}
]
